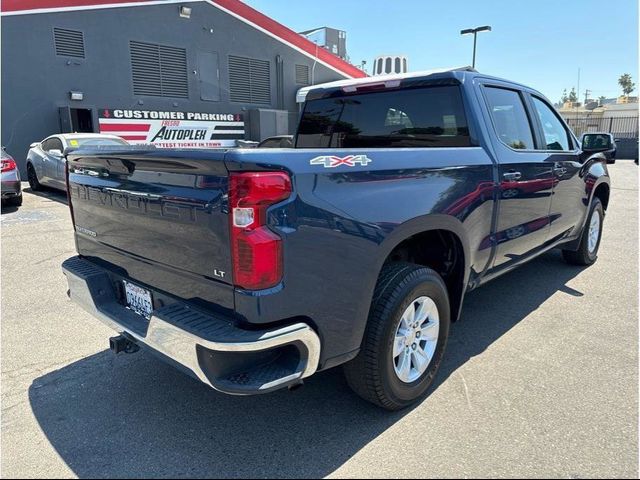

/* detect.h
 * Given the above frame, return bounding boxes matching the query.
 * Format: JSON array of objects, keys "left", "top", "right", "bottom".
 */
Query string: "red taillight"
[
  {"left": 229, "top": 172, "right": 291, "bottom": 290},
  {"left": 1, "top": 158, "right": 17, "bottom": 173}
]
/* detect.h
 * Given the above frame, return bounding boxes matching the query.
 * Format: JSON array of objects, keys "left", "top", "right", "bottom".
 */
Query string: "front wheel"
[
  {"left": 343, "top": 262, "right": 450, "bottom": 410},
  {"left": 562, "top": 197, "right": 604, "bottom": 265},
  {"left": 27, "top": 163, "right": 42, "bottom": 191}
]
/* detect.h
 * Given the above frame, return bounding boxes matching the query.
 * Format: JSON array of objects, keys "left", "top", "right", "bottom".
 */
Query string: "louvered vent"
[
  {"left": 53, "top": 28, "right": 85, "bottom": 58},
  {"left": 295, "top": 64, "right": 310, "bottom": 85},
  {"left": 229, "top": 55, "right": 271, "bottom": 104},
  {"left": 130, "top": 41, "right": 188, "bottom": 98}
]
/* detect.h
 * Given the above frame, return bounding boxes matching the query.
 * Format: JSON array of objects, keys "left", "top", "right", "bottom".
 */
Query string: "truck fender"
[
  {"left": 373, "top": 214, "right": 473, "bottom": 321},
  {"left": 564, "top": 158, "right": 610, "bottom": 251}
]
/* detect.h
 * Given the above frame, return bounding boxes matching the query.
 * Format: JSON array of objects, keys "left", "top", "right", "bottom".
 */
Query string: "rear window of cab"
[{"left": 296, "top": 85, "right": 471, "bottom": 148}]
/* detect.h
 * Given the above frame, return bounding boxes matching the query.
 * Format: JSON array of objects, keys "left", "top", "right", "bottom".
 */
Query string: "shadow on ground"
[
  {"left": 29, "top": 250, "right": 584, "bottom": 478},
  {"left": 1, "top": 187, "right": 67, "bottom": 215},
  {"left": 24, "top": 187, "right": 68, "bottom": 205}
]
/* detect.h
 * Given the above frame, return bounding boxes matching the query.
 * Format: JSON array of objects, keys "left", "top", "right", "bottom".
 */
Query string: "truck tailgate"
[{"left": 66, "top": 148, "right": 234, "bottom": 311}]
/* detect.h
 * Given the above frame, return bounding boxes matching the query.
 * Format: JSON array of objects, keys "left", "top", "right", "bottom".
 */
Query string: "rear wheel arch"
[{"left": 377, "top": 216, "right": 471, "bottom": 323}]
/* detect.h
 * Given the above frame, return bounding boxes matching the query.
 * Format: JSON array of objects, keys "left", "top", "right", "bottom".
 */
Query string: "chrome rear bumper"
[{"left": 62, "top": 256, "right": 320, "bottom": 395}]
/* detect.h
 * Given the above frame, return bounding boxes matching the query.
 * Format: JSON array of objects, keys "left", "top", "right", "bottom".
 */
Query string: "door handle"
[
  {"left": 503, "top": 171, "right": 522, "bottom": 181},
  {"left": 553, "top": 163, "right": 567, "bottom": 176}
]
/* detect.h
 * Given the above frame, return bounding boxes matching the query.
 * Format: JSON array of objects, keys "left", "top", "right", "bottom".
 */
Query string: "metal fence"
[
  {"left": 564, "top": 116, "right": 639, "bottom": 139},
  {"left": 561, "top": 115, "right": 638, "bottom": 159}
]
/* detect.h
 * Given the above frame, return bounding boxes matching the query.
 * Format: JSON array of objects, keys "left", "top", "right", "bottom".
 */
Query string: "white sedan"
[{"left": 26, "top": 133, "right": 127, "bottom": 191}]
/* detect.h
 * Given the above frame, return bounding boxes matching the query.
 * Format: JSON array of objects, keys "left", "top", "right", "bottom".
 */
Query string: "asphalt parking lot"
[{"left": 1, "top": 161, "right": 638, "bottom": 478}]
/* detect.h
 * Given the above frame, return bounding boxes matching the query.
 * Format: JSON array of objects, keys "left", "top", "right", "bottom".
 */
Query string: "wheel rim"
[
  {"left": 588, "top": 209, "right": 601, "bottom": 254},
  {"left": 502, "top": 188, "right": 518, "bottom": 199},
  {"left": 393, "top": 296, "right": 439, "bottom": 384}
]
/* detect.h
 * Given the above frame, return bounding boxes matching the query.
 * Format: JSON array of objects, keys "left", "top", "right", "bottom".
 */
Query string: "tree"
[
  {"left": 618, "top": 74, "right": 635, "bottom": 97},
  {"left": 561, "top": 89, "right": 569, "bottom": 103},
  {"left": 599, "top": 95, "right": 606, "bottom": 105},
  {"left": 568, "top": 87, "right": 578, "bottom": 103}
]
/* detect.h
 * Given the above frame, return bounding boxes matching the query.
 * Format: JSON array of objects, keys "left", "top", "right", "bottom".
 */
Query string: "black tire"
[
  {"left": 562, "top": 197, "right": 604, "bottom": 266},
  {"left": 27, "top": 163, "right": 42, "bottom": 191},
  {"left": 4, "top": 193, "right": 22, "bottom": 207},
  {"left": 343, "top": 262, "right": 450, "bottom": 411}
]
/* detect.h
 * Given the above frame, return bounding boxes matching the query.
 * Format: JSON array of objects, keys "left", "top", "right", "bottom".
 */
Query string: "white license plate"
[{"left": 123, "top": 281, "right": 153, "bottom": 319}]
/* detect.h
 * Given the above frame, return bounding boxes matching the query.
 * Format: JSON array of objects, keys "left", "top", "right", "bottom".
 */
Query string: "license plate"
[{"left": 123, "top": 281, "right": 153, "bottom": 319}]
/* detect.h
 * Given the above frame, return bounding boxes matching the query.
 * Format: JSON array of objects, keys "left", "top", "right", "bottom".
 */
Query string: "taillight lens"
[
  {"left": 229, "top": 172, "right": 291, "bottom": 290},
  {"left": 1, "top": 158, "right": 17, "bottom": 173}
]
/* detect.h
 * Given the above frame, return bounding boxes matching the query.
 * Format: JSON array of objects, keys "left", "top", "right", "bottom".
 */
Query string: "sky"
[{"left": 246, "top": 0, "right": 638, "bottom": 104}]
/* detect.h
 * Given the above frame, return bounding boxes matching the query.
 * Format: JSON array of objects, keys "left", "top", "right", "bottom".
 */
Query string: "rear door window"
[
  {"left": 296, "top": 85, "right": 472, "bottom": 148},
  {"left": 484, "top": 87, "right": 535, "bottom": 150}
]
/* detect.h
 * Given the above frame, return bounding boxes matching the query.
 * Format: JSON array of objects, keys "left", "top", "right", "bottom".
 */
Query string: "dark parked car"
[
  {"left": 62, "top": 69, "right": 610, "bottom": 410},
  {"left": 1, "top": 147, "right": 22, "bottom": 207}
]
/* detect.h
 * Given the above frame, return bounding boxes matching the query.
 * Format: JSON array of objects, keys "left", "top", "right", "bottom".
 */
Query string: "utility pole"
[
  {"left": 584, "top": 89, "right": 591, "bottom": 105},
  {"left": 460, "top": 26, "right": 492, "bottom": 69}
]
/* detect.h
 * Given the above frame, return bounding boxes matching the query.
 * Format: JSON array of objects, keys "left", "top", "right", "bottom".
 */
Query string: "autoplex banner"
[{"left": 97, "top": 109, "right": 245, "bottom": 148}]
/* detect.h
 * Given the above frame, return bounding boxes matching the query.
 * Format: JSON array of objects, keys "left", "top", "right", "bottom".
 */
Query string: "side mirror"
[
  {"left": 581, "top": 133, "right": 613, "bottom": 153},
  {"left": 49, "top": 149, "right": 63, "bottom": 158},
  {"left": 29, "top": 142, "right": 39, "bottom": 149}
]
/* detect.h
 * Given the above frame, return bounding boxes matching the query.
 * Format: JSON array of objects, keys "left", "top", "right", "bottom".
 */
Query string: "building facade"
[{"left": 1, "top": 0, "right": 365, "bottom": 172}]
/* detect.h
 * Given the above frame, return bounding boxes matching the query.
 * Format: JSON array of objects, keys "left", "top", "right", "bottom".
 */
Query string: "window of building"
[
  {"left": 295, "top": 64, "right": 310, "bottom": 85},
  {"left": 53, "top": 28, "right": 85, "bottom": 58},
  {"left": 228, "top": 55, "right": 271, "bottom": 104},
  {"left": 129, "top": 41, "right": 188, "bottom": 98}
]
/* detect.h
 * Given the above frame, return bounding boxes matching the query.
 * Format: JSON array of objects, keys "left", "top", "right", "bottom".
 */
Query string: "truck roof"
[{"left": 295, "top": 67, "right": 540, "bottom": 103}]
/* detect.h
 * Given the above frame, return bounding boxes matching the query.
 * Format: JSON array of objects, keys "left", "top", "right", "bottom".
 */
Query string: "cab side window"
[
  {"left": 531, "top": 97, "right": 571, "bottom": 151},
  {"left": 484, "top": 87, "right": 535, "bottom": 150}
]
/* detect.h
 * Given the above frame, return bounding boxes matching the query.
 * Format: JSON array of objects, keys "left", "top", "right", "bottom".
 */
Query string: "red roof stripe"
[
  {"left": 1, "top": 0, "right": 367, "bottom": 79},
  {"left": 117, "top": 135, "right": 149, "bottom": 140},
  {"left": 98, "top": 123, "right": 151, "bottom": 131},
  {"left": 210, "top": 0, "right": 366, "bottom": 79},
  {"left": 1, "top": 0, "right": 154, "bottom": 11}
]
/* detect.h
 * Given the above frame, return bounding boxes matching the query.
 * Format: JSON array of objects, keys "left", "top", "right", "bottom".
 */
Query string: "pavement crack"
[{"left": 457, "top": 371, "right": 473, "bottom": 411}]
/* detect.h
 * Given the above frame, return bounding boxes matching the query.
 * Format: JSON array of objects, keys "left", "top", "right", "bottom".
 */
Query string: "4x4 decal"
[{"left": 309, "top": 155, "right": 372, "bottom": 168}]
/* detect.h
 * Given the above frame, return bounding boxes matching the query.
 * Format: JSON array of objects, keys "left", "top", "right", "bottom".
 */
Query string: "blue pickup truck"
[{"left": 62, "top": 68, "right": 611, "bottom": 410}]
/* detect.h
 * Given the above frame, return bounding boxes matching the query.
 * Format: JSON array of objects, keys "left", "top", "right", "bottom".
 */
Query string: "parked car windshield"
[
  {"left": 69, "top": 137, "right": 128, "bottom": 147},
  {"left": 296, "top": 85, "right": 471, "bottom": 148}
]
